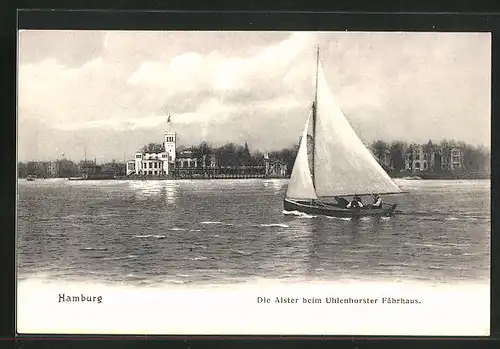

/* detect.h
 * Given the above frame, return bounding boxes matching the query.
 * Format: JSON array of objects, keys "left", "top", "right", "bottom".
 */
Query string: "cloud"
[
  {"left": 127, "top": 32, "right": 315, "bottom": 111},
  {"left": 17, "top": 31, "right": 491, "bottom": 162},
  {"left": 18, "top": 30, "right": 105, "bottom": 67}
]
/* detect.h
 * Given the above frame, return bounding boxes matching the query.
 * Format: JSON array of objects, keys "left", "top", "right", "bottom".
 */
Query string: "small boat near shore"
[
  {"left": 402, "top": 176, "right": 422, "bottom": 180},
  {"left": 68, "top": 176, "right": 87, "bottom": 181},
  {"left": 284, "top": 47, "right": 406, "bottom": 218},
  {"left": 67, "top": 173, "right": 116, "bottom": 180}
]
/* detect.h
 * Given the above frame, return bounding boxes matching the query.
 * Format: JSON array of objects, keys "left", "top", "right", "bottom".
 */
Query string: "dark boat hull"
[{"left": 284, "top": 198, "right": 397, "bottom": 218}]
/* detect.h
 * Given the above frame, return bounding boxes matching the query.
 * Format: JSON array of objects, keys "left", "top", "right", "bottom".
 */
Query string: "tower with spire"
[{"left": 164, "top": 114, "right": 177, "bottom": 163}]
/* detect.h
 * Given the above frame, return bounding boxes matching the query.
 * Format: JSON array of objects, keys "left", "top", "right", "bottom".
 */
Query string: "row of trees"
[
  {"left": 181, "top": 139, "right": 489, "bottom": 175},
  {"left": 18, "top": 159, "right": 80, "bottom": 178},
  {"left": 18, "top": 159, "right": 128, "bottom": 178},
  {"left": 102, "top": 138, "right": 491, "bottom": 178}
]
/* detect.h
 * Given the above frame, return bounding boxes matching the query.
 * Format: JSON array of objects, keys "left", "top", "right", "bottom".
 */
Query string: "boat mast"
[{"left": 311, "top": 45, "right": 319, "bottom": 189}]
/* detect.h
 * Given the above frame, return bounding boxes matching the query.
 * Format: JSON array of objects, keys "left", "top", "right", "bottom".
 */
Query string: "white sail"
[
  {"left": 313, "top": 62, "right": 401, "bottom": 197},
  {"left": 286, "top": 110, "right": 318, "bottom": 200}
]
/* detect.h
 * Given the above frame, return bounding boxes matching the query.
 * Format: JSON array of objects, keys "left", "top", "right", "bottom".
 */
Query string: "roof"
[
  {"left": 177, "top": 152, "right": 197, "bottom": 159},
  {"left": 267, "top": 158, "right": 286, "bottom": 165}
]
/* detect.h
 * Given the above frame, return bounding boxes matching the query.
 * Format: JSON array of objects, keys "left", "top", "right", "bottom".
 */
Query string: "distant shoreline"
[
  {"left": 389, "top": 172, "right": 490, "bottom": 180},
  {"left": 19, "top": 175, "right": 490, "bottom": 181}
]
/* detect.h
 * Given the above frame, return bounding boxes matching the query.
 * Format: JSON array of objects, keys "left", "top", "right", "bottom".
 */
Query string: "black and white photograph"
[{"left": 16, "top": 30, "right": 490, "bottom": 336}]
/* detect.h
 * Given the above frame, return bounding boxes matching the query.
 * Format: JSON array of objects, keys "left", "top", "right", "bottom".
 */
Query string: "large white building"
[
  {"left": 126, "top": 128, "right": 177, "bottom": 176},
  {"left": 404, "top": 142, "right": 463, "bottom": 172},
  {"left": 405, "top": 145, "right": 432, "bottom": 172}
]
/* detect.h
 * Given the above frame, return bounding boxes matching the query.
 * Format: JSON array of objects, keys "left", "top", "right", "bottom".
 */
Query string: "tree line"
[
  {"left": 18, "top": 159, "right": 127, "bottom": 178},
  {"left": 20, "top": 138, "right": 489, "bottom": 178},
  {"left": 179, "top": 139, "right": 490, "bottom": 174}
]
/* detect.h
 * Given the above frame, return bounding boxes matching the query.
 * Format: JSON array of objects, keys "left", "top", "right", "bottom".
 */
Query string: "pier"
[{"left": 117, "top": 166, "right": 289, "bottom": 180}]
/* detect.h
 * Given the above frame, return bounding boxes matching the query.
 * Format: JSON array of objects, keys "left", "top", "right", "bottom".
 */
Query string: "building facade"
[
  {"left": 176, "top": 149, "right": 198, "bottom": 168},
  {"left": 27, "top": 161, "right": 61, "bottom": 177},
  {"left": 126, "top": 123, "right": 288, "bottom": 178},
  {"left": 264, "top": 152, "right": 288, "bottom": 177},
  {"left": 370, "top": 148, "right": 393, "bottom": 170},
  {"left": 47, "top": 161, "right": 59, "bottom": 176},
  {"left": 127, "top": 152, "right": 170, "bottom": 176},
  {"left": 126, "top": 126, "right": 176, "bottom": 176},
  {"left": 405, "top": 145, "right": 431, "bottom": 172},
  {"left": 164, "top": 131, "right": 177, "bottom": 163},
  {"left": 449, "top": 147, "right": 464, "bottom": 170},
  {"left": 404, "top": 141, "right": 464, "bottom": 173}
]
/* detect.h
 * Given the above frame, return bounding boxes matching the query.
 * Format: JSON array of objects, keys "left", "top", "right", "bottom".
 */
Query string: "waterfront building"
[
  {"left": 404, "top": 141, "right": 443, "bottom": 172},
  {"left": 370, "top": 148, "right": 392, "bottom": 170},
  {"left": 405, "top": 145, "right": 429, "bottom": 172},
  {"left": 128, "top": 151, "right": 169, "bottom": 176},
  {"left": 126, "top": 161, "right": 136, "bottom": 175},
  {"left": 264, "top": 152, "right": 288, "bottom": 177},
  {"left": 79, "top": 160, "right": 99, "bottom": 175},
  {"left": 432, "top": 144, "right": 463, "bottom": 171},
  {"left": 176, "top": 149, "right": 198, "bottom": 168},
  {"left": 24, "top": 161, "right": 61, "bottom": 178},
  {"left": 126, "top": 125, "right": 175, "bottom": 176},
  {"left": 47, "top": 161, "right": 59, "bottom": 177},
  {"left": 423, "top": 140, "right": 438, "bottom": 172},
  {"left": 207, "top": 154, "right": 217, "bottom": 168},
  {"left": 164, "top": 130, "right": 177, "bottom": 163},
  {"left": 450, "top": 147, "right": 464, "bottom": 170},
  {"left": 266, "top": 159, "right": 288, "bottom": 177},
  {"left": 404, "top": 140, "right": 463, "bottom": 173},
  {"left": 34, "top": 162, "right": 46, "bottom": 177},
  {"left": 125, "top": 120, "right": 288, "bottom": 178}
]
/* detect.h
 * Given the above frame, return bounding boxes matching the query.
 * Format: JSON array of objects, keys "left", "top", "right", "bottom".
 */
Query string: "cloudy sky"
[{"left": 18, "top": 30, "right": 490, "bottom": 162}]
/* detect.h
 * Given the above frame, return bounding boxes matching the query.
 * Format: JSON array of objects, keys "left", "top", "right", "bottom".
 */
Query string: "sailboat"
[{"left": 284, "top": 47, "right": 404, "bottom": 218}]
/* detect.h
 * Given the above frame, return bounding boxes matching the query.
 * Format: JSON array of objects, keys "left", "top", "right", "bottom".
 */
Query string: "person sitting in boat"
[
  {"left": 347, "top": 196, "right": 363, "bottom": 209},
  {"left": 334, "top": 196, "right": 350, "bottom": 208},
  {"left": 371, "top": 194, "right": 383, "bottom": 209}
]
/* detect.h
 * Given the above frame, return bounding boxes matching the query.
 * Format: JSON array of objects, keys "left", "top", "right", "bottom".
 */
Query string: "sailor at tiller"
[
  {"left": 371, "top": 194, "right": 383, "bottom": 209},
  {"left": 346, "top": 196, "right": 363, "bottom": 209}
]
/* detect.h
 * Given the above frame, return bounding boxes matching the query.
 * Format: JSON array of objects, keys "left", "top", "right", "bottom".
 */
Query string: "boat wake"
[
  {"left": 191, "top": 256, "right": 208, "bottom": 261},
  {"left": 233, "top": 249, "right": 252, "bottom": 256},
  {"left": 133, "top": 234, "right": 166, "bottom": 239},
  {"left": 282, "top": 210, "right": 316, "bottom": 219},
  {"left": 260, "top": 223, "right": 290, "bottom": 228},
  {"left": 325, "top": 216, "right": 352, "bottom": 221},
  {"left": 104, "top": 255, "right": 138, "bottom": 261},
  {"left": 80, "top": 247, "right": 108, "bottom": 251}
]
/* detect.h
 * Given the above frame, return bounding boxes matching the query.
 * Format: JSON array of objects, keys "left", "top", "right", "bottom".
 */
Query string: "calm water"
[{"left": 17, "top": 178, "right": 490, "bottom": 286}]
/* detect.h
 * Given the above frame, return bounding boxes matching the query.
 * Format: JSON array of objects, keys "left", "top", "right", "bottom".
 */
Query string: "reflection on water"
[
  {"left": 127, "top": 180, "right": 179, "bottom": 203},
  {"left": 17, "top": 179, "right": 490, "bottom": 286},
  {"left": 263, "top": 179, "right": 285, "bottom": 194}
]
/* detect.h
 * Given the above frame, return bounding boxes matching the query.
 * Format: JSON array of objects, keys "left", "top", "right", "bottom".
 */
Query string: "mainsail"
[
  {"left": 286, "top": 49, "right": 402, "bottom": 199},
  {"left": 285, "top": 109, "right": 318, "bottom": 200},
  {"left": 313, "top": 61, "right": 401, "bottom": 197}
]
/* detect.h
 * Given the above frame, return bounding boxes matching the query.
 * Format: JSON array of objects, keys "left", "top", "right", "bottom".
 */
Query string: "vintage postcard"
[{"left": 16, "top": 30, "right": 491, "bottom": 336}]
